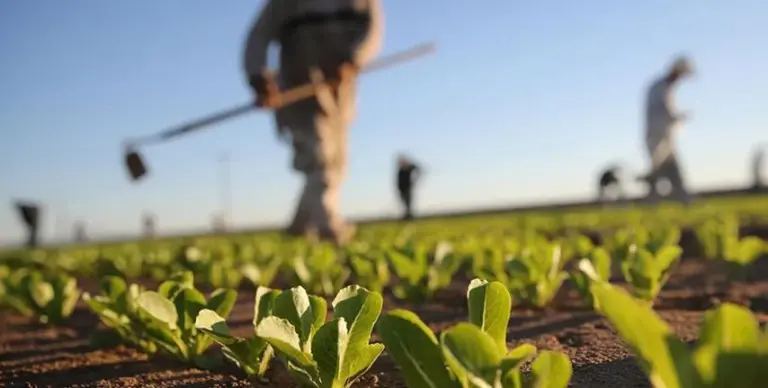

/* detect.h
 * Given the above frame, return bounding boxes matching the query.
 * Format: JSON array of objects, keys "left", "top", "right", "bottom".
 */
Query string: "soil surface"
[{"left": 2, "top": 226, "right": 768, "bottom": 388}]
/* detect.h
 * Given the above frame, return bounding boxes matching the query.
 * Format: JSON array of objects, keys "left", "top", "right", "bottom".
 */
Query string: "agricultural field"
[{"left": 1, "top": 195, "right": 768, "bottom": 387}]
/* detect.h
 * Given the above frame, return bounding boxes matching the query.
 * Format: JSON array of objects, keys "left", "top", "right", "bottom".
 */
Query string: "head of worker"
[
  {"left": 397, "top": 154, "right": 411, "bottom": 169},
  {"left": 667, "top": 56, "right": 694, "bottom": 84}
]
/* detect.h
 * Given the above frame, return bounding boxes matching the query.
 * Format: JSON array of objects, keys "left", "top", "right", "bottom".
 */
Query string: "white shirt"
[{"left": 644, "top": 76, "right": 683, "bottom": 167}]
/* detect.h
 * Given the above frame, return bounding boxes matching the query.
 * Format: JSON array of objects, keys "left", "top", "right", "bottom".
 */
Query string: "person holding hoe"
[
  {"left": 640, "top": 56, "right": 695, "bottom": 205},
  {"left": 243, "top": 0, "right": 384, "bottom": 244}
]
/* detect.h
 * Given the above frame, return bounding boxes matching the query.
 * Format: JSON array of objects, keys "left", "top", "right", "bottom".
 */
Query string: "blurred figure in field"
[
  {"left": 211, "top": 213, "right": 227, "bottom": 233},
  {"left": 597, "top": 164, "right": 625, "bottom": 203},
  {"left": 73, "top": 221, "right": 87, "bottom": 243},
  {"left": 243, "top": 0, "right": 384, "bottom": 245},
  {"left": 396, "top": 154, "right": 422, "bottom": 220},
  {"left": 15, "top": 201, "right": 41, "bottom": 248},
  {"left": 753, "top": 144, "right": 766, "bottom": 191},
  {"left": 640, "top": 56, "right": 695, "bottom": 205},
  {"left": 143, "top": 212, "right": 156, "bottom": 238}
]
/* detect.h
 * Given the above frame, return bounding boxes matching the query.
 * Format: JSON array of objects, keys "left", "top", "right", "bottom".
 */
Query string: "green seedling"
[
  {"left": 83, "top": 276, "right": 156, "bottom": 352},
  {"left": 1, "top": 268, "right": 80, "bottom": 324},
  {"left": 348, "top": 251, "right": 390, "bottom": 294},
  {"left": 379, "top": 278, "right": 573, "bottom": 388},
  {"left": 570, "top": 247, "right": 612, "bottom": 309},
  {"left": 388, "top": 240, "right": 463, "bottom": 302},
  {"left": 580, "top": 263, "right": 768, "bottom": 388},
  {"left": 195, "top": 286, "right": 280, "bottom": 378},
  {"left": 133, "top": 271, "right": 238, "bottom": 368},
  {"left": 252, "top": 285, "right": 385, "bottom": 388},
  {"left": 619, "top": 244, "right": 682, "bottom": 304},
  {"left": 505, "top": 244, "right": 568, "bottom": 308},
  {"left": 292, "top": 244, "right": 350, "bottom": 296}
]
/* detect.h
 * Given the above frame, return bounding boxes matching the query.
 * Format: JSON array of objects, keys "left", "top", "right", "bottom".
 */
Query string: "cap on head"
[{"left": 670, "top": 56, "right": 694, "bottom": 76}]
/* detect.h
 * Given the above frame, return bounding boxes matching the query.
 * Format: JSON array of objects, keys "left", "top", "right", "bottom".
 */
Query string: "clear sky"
[{"left": 1, "top": 1, "right": 767, "bottom": 245}]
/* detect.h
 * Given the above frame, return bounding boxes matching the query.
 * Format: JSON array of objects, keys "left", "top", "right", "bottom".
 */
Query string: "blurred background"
[{"left": 1, "top": 0, "right": 767, "bottom": 246}]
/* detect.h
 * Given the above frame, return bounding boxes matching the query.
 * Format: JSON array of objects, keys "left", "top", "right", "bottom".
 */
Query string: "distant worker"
[
  {"left": 640, "top": 56, "right": 695, "bottom": 204},
  {"left": 753, "top": 144, "right": 766, "bottom": 190},
  {"left": 143, "top": 212, "right": 156, "bottom": 238},
  {"left": 73, "top": 221, "right": 87, "bottom": 243},
  {"left": 596, "top": 164, "right": 625, "bottom": 203},
  {"left": 396, "top": 154, "right": 422, "bottom": 220},
  {"left": 14, "top": 201, "right": 41, "bottom": 248},
  {"left": 243, "top": 0, "right": 384, "bottom": 245}
]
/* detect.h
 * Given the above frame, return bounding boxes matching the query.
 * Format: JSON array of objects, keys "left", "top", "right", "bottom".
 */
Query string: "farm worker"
[
  {"left": 242, "top": 0, "right": 384, "bottom": 244},
  {"left": 396, "top": 154, "right": 422, "bottom": 220},
  {"left": 596, "top": 164, "right": 625, "bottom": 203},
  {"left": 14, "top": 201, "right": 41, "bottom": 248},
  {"left": 641, "top": 56, "right": 695, "bottom": 204},
  {"left": 753, "top": 144, "right": 766, "bottom": 190}
]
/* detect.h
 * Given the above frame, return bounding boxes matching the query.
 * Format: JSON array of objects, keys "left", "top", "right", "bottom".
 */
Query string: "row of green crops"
[
  {"left": 2, "top": 213, "right": 765, "bottom": 316},
  {"left": 4, "top": 267, "right": 765, "bottom": 387},
  {"left": 0, "top": 196, "right": 767, "bottom": 386}
]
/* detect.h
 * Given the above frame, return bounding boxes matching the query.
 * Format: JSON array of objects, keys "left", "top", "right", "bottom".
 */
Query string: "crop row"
[{"left": 1, "top": 205, "right": 767, "bottom": 387}]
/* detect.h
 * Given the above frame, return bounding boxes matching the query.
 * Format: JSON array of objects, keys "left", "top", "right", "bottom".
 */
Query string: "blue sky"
[{"left": 1, "top": 1, "right": 767, "bottom": 245}]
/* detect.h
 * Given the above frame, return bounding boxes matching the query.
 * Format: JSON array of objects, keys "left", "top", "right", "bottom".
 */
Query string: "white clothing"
[{"left": 644, "top": 76, "right": 685, "bottom": 168}]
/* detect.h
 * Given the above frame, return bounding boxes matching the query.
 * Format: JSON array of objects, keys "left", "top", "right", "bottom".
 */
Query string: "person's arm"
[
  {"left": 352, "top": 0, "right": 385, "bottom": 68},
  {"left": 411, "top": 164, "right": 423, "bottom": 184},
  {"left": 243, "top": 0, "right": 283, "bottom": 85}
]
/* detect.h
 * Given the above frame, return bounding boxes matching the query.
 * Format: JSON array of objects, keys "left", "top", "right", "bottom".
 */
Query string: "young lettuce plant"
[
  {"left": 134, "top": 271, "right": 238, "bottom": 368},
  {"left": 505, "top": 244, "right": 568, "bottom": 308},
  {"left": 241, "top": 255, "right": 283, "bottom": 288},
  {"left": 720, "top": 236, "right": 766, "bottom": 280},
  {"left": 0, "top": 268, "right": 80, "bottom": 324},
  {"left": 570, "top": 247, "right": 611, "bottom": 309},
  {"left": 387, "top": 241, "right": 463, "bottom": 302},
  {"left": 252, "top": 285, "right": 385, "bottom": 388},
  {"left": 694, "top": 214, "right": 739, "bottom": 260},
  {"left": 580, "top": 261, "right": 768, "bottom": 388},
  {"left": 195, "top": 287, "right": 280, "bottom": 379},
  {"left": 82, "top": 276, "right": 157, "bottom": 352},
  {"left": 379, "top": 278, "right": 573, "bottom": 388},
  {"left": 292, "top": 244, "right": 350, "bottom": 296},
  {"left": 620, "top": 244, "right": 682, "bottom": 304},
  {"left": 348, "top": 251, "right": 390, "bottom": 294}
]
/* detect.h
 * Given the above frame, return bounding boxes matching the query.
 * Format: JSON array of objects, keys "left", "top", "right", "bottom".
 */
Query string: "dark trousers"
[{"left": 398, "top": 188, "right": 413, "bottom": 220}]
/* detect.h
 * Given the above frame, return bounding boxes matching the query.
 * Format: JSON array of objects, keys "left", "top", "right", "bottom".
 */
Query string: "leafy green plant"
[
  {"left": 292, "top": 244, "right": 351, "bottom": 296},
  {"left": 570, "top": 247, "right": 612, "bottom": 308},
  {"left": 0, "top": 268, "right": 80, "bottom": 324},
  {"left": 720, "top": 236, "right": 767, "bottom": 279},
  {"left": 605, "top": 224, "right": 680, "bottom": 262},
  {"left": 619, "top": 244, "right": 682, "bottom": 304},
  {"left": 505, "top": 243, "right": 568, "bottom": 307},
  {"left": 581, "top": 266, "right": 768, "bottom": 388},
  {"left": 195, "top": 286, "right": 280, "bottom": 379},
  {"left": 348, "top": 251, "right": 390, "bottom": 294},
  {"left": 82, "top": 276, "right": 156, "bottom": 352},
  {"left": 251, "top": 285, "right": 384, "bottom": 387},
  {"left": 387, "top": 241, "right": 463, "bottom": 302},
  {"left": 695, "top": 214, "right": 739, "bottom": 260},
  {"left": 241, "top": 255, "right": 283, "bottom": 288},
  {"left": 96, "top": 247, "right": 144, "bottom": 279},
  {"left": 379, "top": 278, "right": 573, "bottom": 388},
  {"left": 131, "top": 271, "right": 238, "bottom": 368}
]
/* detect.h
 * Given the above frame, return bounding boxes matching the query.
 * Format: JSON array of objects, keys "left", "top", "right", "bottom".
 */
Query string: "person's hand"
[
  {"left": 250, "top": 72, "right": 282, "bottom": 109},
  {"left": 337, "top": 62, "right": 359, "bottom": 85}
]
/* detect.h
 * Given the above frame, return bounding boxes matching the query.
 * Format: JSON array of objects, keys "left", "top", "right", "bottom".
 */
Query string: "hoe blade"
[{"left": 125, "top": 148, "right": 148, "bottom": 181}]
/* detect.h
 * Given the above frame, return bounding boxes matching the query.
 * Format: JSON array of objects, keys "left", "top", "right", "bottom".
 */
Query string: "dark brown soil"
[{"left": 2, "top": 227, "right": 768, "bottom": 387}]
